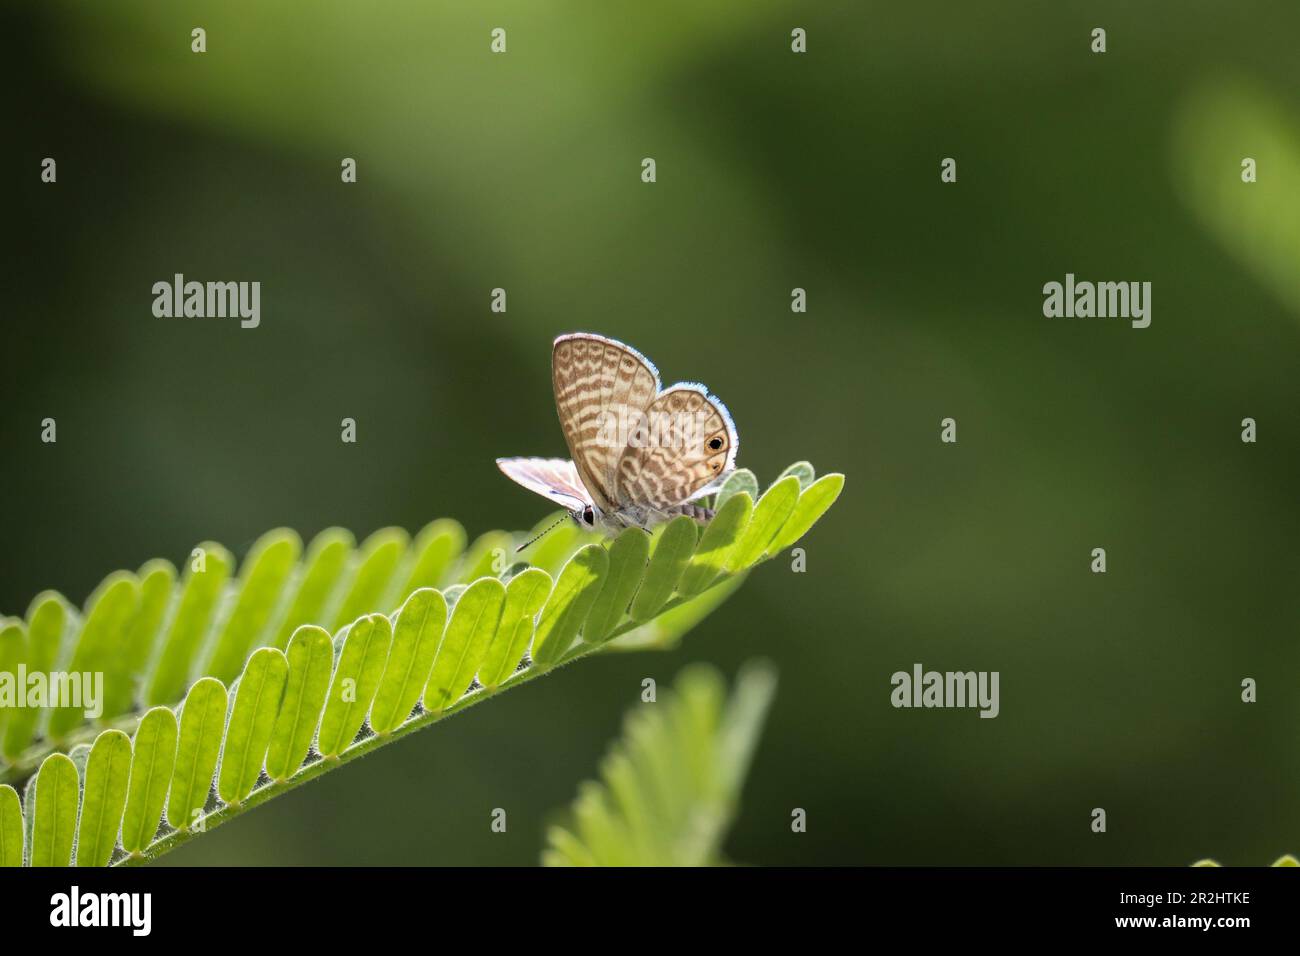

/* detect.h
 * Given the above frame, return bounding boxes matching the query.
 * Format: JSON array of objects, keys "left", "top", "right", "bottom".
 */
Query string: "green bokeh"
[{"left": 3, "top": 2, "right": 1298, "bottom": 865}]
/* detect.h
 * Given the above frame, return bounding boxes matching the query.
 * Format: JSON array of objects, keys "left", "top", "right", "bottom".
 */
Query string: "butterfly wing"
[
  {"left": 552, "top": 333, "right": 660, "bottom": 512},
  {"left": 495, "top": 457, "right": 594, "bottom": 511},
  {"left": 614, "top": 383, "right": 738, "bottom": 510}
]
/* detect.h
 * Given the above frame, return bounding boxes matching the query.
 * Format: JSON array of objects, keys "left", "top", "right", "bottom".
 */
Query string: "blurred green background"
[{"left": 4, "top": 1, "right": 1298, "bottom": 865}]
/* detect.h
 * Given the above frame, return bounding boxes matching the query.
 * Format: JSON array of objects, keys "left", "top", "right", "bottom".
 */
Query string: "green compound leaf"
[
  {"left": 531, "top": 545, "right": 609, "bottom": 669},
  {"left": 48, "top": 574, "right": 139, "bottom": 741},
  {"left": 204, "top": 530, "right": 301, "bottom": 685},
  {"left": 630, "top": 517, "right": 698, "bottom": 622},
  {"left": 457, "top": 530, "right": 515, "bottom": 584},
  {"left": 217, "top": 648, "right": 289, "bottom": 804},
  {"left": 0, "top": 621, "right": 25, "bottom": 750},
  {"left": 479, "top": 569, "right": 552, "bottom": 691},
  {"left": 775, "top": 460, "right": 816, "bottom": 491},
  {"left": 270, "top": 529, "right": 354, "bottom": 650},
  {"left": 1, "top": 464, "right": 837, "bottom": 785},
  {"left": 332, "top": 529, "right": 409, "bottom": 629},
  {"left": 727, "top": 475, "right": 801, "bottom": 571},
  {"left": 423, "top": 578, "right": 504, "bottom": 714},
  {"left": 30, "top": 754, "right": 80, "bottom": 867},
  {"left": 107, "top": 560, "right": 176, "bottom": 720},
  {"left": 715, "top": 660, "right": 780, "bottom": 794},
  {"left": 0, "top": 784, "right": 22, "bottom": 866},
  {"left": 606, "top": 573, "right": 747, "bottom": 654},
  {"left": 542, "top": 661, "right": 777, "bottom": 867},
  {"left": 75, "top": 729, "right": 132, "bottom": 866},
  {"left": 0, "top": 461, "right": 842, "bottom": 866},
  {"left": 167, "top": 677, "right": 229, "bottom": 828},
  {"left": 120, "top": 707, "right": 178, "bottom": 855},
  {"left": 317, "top": 615, "right": 391, "bottom": 758},
  {"left": 770, "top": 473, "right": 845, "bottom": 554},
  {"left": 146, "top": 543, "right": 234, "bottom": 707},
  {"left": 520, "top": 515, "right": 593, "bottom": 576},
  {"left": 3, "top": 596, "right": 67, "bottom": 760},
  {"left": 22, "top": 775, "right": 35, "bottom": 861},
  {"left": 30, "top": 753, "right": 80, "bottom": 866},
  {"left": 679, "top": 492, "right": 752, "bottom": 597},
  {"left": 370, "top": 590, "right": 447, "bottom": 734},
  {"left": 393, "top": 519, "right": 466, "bottom": 598},
  {"left": 584, "top": 529, "right": 651, "bottom": 644},
  {"left": 714, "top": 468, "right": 758, "bottom": 510},
  {"left": 1191, "top": 853, "right": 1299, "bottom": 867},
  {"left": 266, "top": 627, "right": 334, "bottom": 779}
]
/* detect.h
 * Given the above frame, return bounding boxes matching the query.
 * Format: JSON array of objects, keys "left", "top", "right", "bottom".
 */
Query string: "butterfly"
[{"left": 497, "top": 332, "right": 739, "bottom": 536}]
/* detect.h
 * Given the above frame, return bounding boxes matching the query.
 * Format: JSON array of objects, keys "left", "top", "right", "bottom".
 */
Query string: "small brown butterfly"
[{"left": 497, "top": 333, "right": 738, "bottom": 535}]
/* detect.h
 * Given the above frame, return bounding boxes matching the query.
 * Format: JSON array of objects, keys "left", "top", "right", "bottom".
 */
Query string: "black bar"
[{"left": 1, "top": 866, "right": 1288, "bottom": 940}]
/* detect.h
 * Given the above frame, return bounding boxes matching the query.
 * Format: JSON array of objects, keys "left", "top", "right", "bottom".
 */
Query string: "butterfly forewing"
[
  {"left": 495, "top": 457, "right": 593, "bottom": 510},
  {"left": 552, "top": 333, "right": 659, "bottom": 511}
]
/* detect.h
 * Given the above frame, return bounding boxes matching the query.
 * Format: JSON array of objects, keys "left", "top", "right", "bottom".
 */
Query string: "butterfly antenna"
[{"left": 515, "top": 514, "right": 569, "bottom": 553}]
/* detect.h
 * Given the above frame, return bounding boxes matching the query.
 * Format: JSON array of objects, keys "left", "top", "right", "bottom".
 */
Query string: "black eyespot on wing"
[{"left": 708, "top": 436, "right": 723, "bottom": 450}]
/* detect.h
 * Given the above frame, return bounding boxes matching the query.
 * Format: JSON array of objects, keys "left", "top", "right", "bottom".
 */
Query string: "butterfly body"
[
  {"left": 593, "top": 500, "right": 716, "bottom": 534},
  {"left": 498, "top": 333, "right": 738, "bottom": 535}
]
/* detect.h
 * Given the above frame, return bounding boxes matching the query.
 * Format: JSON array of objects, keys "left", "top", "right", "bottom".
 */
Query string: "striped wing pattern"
[
  {"left": 552, "top": 333, "right": 659, "bottom": 511},
  {"left": 615, "top": 384, "right": 738, "bottom": 510}
]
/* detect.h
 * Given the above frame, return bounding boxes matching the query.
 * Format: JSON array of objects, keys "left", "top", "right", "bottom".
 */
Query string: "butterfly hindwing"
[{"left": 613, "top": 383, "right": 738, "bottom": 510}]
